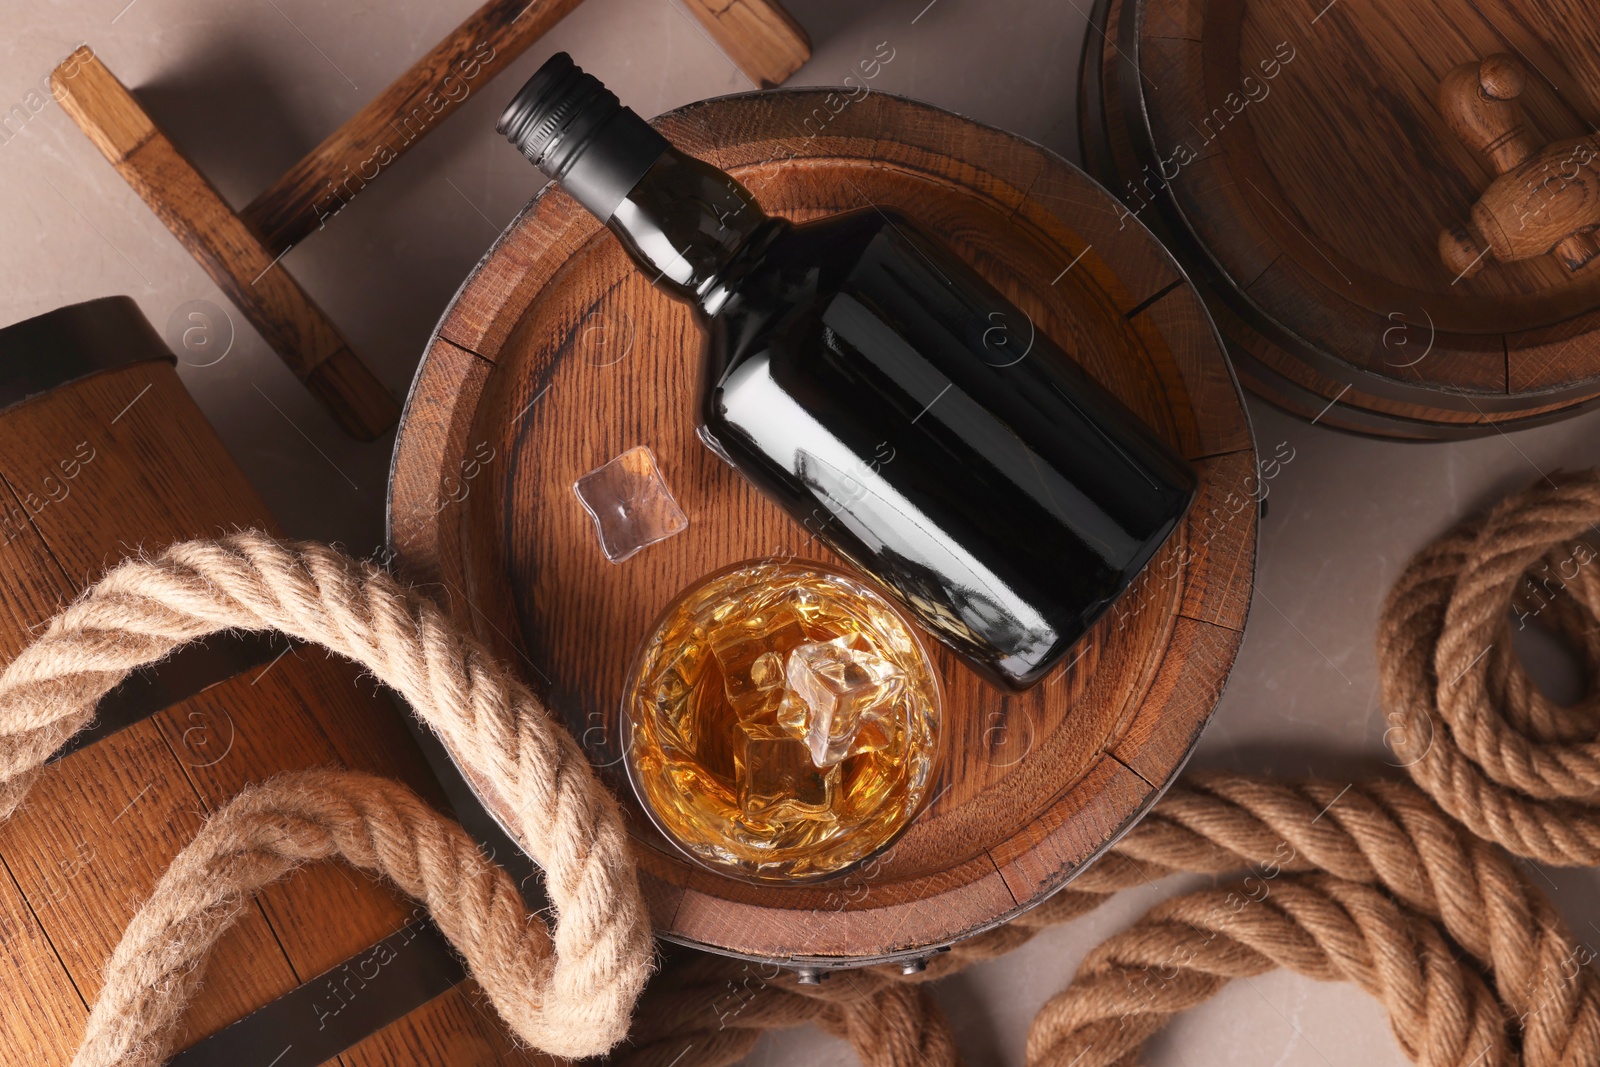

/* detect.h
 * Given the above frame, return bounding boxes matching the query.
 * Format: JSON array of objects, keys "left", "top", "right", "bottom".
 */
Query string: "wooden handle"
[
  {"left": 240, "top": 0, "right": 586, "bottom": 256},
  {"left": 1438, "top": 53, "right": 1539, "bottom": 173},
  {"left": 678, "top": 0, "right": 811, "bottom": 88},
  {"left": 51, "top": 49, "right": 400, "bottom": 440},
  {"left": 1437, "top": 53, "right": 1600, "bottom": 279}
]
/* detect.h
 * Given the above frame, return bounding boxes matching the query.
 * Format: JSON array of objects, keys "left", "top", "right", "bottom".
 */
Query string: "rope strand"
[
  {"left": 74, "top": 770, "right": 553, "bottom": 1067},
  {"left": 1378, "top": 470, "right": 1600, "bottom": 863},
  {"left": 0, "top": 533, "right": 653, "bottom": 1060},
  {"left": 4, "top": 470, "right": 1600, "bottom": 1066}
]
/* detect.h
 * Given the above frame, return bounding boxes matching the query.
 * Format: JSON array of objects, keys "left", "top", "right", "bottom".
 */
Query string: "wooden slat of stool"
[
  {"left": 679, "top": 0, "right": 812, "bottom": 88},
  {"left": 241, "top": 0, "right": 588, "bottom": 255},
  {"left": 50, "top": 54, "right": 400, "bottom": 443},
  {"left": 243, "top": 0, "right": 810, "bottom": 253},
  {"left": 47, "top": 1, "right": 808, "bottom": 441}
]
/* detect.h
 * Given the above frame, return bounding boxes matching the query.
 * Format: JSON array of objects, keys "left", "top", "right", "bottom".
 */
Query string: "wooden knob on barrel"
[
  {"left": 1439, "top": 54, "right": 1537, "bottom": 171},
  {"left": 1436, "top": 53, "right": 1600, "bottom": 277}
]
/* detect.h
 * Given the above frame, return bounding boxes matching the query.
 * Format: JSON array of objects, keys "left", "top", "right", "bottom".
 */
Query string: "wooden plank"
[
  {"left": 389, "top": 338, "right": 493, "bottom": 594},
  {"left": 153, "top": 657, "right": 427, "bottom": 981},
  {"left": 0, "top": 359, "right": 472, "bottom": 1063},
  {"left": 0, "top": 367, "right": 273, "bottom": 579},
  {"left": 1142, "top": 0, "right": 1205, "bottom": 40},
  {"left": 0, "top": 852, "right": 89, "bottom": 1067},
  {"left": 0, "top": 367, "right": 312, "bottom": 1058},
  {"left": 989, "top": 755, "right": 1155, "bottom": 904},
  {"left": 341, "top": 981, "right": 557, "bottom": 1066},
  {"left": 240, "top": 0, "right": 586, "bottom": 255},
  {"left": 1507, "top": 315, "right": 1600, "bottom": 393},
  {"left": 1112, "top": 615, "right": 1244, "bottom": 786},
  {"left": 1132, "top": 285, "right": 1254, "bottom": 459},
  {"left": 1175, "top": 450, "right": 1258, "bottom": 633},
  {"left": 0, "top": 486, "right": 91, "bottom": 1067},
  {"left": 0, "top": 725, "right": 302, "bottom": 1049},
  {"left": 0, "top": 482, "right": 73, "bottom": 663},
  {"left": 680, "top": 0, "right": 811, "bottom": 88},
  {"left": 49, "top": 52, "right": 398, "bottom": 441}
]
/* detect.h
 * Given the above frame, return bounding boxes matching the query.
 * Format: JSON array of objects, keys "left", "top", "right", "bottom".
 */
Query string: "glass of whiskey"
[{"left": 622, "top": 559, "right": 943, "bottom": 882}]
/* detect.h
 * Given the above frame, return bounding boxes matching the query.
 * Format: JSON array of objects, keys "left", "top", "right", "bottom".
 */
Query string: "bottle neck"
[
  {"left": 496, "top": 54, "right": 777, "bottom": 313},
  {"left": 606, "top": 148, "right": 777, "bottom": 313}
]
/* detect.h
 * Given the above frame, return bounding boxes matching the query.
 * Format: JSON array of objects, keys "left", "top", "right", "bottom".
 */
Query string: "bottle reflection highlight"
[{"left": 500, "top": 54, "right": 1197, "bottom": 689}]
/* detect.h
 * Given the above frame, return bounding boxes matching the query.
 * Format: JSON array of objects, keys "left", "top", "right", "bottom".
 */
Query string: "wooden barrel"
[
  {"left": 389, "top": 90, "right": 1258, "bottom": 970},
  {"left": 1080, "top": 0, "right": 1600, "bottom": 439},
  {"left": 0, "top": 298, "right": 543, "bottom": 1066}
]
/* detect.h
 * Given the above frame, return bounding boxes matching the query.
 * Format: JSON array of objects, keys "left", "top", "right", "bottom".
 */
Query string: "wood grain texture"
[
  {"left": 1470, "top": 0, "right": 1600, "bottom": 131},
  {"left": 49, "top": 51, "right": 398, "bottom": 441},
  {"left": 341, "top": 981, "right": 555, "bottom": 1067},
  {"left": 239, "top": 0, "right": 586, "bottom": 255},
  {"left": 0, "top": 853, "right": 87, "bottom": 1065},
  {"left": 1079, "top": 0, "right": 1600, "bottom": 438},
  {"left": 0, "top": 355, "right": 526, "bottom": 1065},
  {"left": 390, "top": 90, "right": 1255, "bottom": 962},
  {"left": 679, "top": 0, "right": 812, "bottom": 88}
]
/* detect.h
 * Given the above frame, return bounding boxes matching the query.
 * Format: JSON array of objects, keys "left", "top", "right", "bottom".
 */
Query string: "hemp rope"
[
  {"left": 0, "top": 533, "right": 653, "bottom": 1062},
  {"left": 623, "top": 775, "right": 1598, "bottom": 1067},
  {"left": 3, "top": 471, "right": 1599, "bottom": 1066},
  {"left": 622, "top": 470, "right": 1600, "bottom": 1067},
  {"left": 1379, "top": 470, "right": 1600, "bottom": 864},
  {"left": 75, "top": 769, "right": 557, "bottom": 1067}
]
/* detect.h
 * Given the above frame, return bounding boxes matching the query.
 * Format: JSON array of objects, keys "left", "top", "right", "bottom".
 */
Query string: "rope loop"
[
  {"left": 0, "top": 533, "right": 653, "bottom": 1063},
  {"left": 1378, "top": 470, "right": 1600, "bottom": 864},
  {"left": 8, "top": 473, "right": 1600, "bottom": 1067}
]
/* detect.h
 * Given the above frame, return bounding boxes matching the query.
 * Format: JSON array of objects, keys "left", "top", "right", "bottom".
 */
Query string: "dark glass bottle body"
[{"left": 499, "top": 59, "right": 1196, "bottom": 689}]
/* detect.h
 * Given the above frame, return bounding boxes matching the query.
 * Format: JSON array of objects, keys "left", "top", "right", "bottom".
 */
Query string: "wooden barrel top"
[
  {"left": 388, "top": 89, "right": 1257, "bottom": 964},
  {"left": 1082, "top": 0, "right": 1600, "bottom": 438}
]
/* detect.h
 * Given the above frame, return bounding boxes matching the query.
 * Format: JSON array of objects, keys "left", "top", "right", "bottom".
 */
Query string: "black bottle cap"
[{"left": 497, "top": 53, "right": 670, "bottom": 222}]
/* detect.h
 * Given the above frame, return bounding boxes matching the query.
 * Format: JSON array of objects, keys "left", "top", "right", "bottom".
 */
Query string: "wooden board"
[
  {"left": 1079, "top": 0, "right": 1600, "bottom": 438},
  {"left": 389, "top": 90, "right": 1257, "bottom": 964},
  {"left": 0, "top": 334, "right": 544, "bottom": 1064},
  {"left": 51, "top": 53, "right": 399, "bottom": 441}
]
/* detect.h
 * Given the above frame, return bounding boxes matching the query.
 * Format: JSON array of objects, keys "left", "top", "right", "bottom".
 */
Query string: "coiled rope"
[
  {"left": 624, "top": 470, "right": 1600, "bottom": 1067},
  {"left": 1, "top": 473, "right": 1597, "bottom": 1065}
]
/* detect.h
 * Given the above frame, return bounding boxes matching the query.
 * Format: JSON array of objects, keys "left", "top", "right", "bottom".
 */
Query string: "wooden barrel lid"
[
  {"left": 1081, "top": 0, "right": 1600, "bottom": 438},
  {"left": 0, "top": 296, "right": 174, "bottom": 417},
  {"left": 0, "top": 307, "right": 534, "bottom": 1062},
  {"left": 388, "top": 89, "right": 1257, "bottom": 965}
]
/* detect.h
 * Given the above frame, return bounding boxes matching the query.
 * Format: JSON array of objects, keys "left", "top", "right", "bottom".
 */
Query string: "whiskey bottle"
[{"left": 499, "top": 54, "right": 1197, "bottom": 690}]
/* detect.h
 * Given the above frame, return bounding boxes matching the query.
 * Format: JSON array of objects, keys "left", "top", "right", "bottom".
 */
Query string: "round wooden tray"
[
  {"left": 1080, "top": 0, "right": 1600, "bottom": 439},
  {"left": 389, "top": 89, "right": 1257, "bottom": 966}
]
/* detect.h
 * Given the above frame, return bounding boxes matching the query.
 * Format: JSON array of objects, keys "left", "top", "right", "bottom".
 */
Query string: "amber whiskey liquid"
[{"left": 623, "top": 560, "right": 941, "bottom": 881}]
